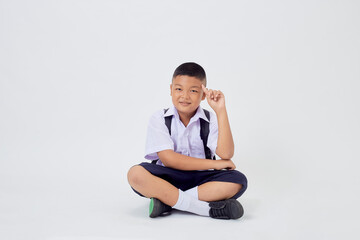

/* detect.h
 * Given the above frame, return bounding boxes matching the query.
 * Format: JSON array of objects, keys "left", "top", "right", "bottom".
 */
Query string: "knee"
[
  {"left": 227, "top": 183, "right": 242, "bottom": 199},
  {"left": 127, "top": 165, "right": 146, "bottom": 187},
  {"left": 231, "top": 171, "right": 247, "bottom": 193},
  {"left": 235, "top": 184, "right": 242, "bottom": 193}
]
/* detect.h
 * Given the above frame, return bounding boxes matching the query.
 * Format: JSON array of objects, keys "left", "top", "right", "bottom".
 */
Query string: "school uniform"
[{"left": 134, "top": 105, "right": 247, "bottom": 199}]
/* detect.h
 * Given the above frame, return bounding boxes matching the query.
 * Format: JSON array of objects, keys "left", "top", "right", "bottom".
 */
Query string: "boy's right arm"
[{"left": 158, "top": 150, "right": 236, "bottom": 171}]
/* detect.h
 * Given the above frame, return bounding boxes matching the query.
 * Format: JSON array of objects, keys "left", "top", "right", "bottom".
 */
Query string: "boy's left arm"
[{"left": 202, "top": 85, "right": 234, "bottom": 159}]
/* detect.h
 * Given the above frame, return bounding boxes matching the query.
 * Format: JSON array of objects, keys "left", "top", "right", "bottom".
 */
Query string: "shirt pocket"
[{"left": 189, "top": 134, "right": 205, "bottom": 158}]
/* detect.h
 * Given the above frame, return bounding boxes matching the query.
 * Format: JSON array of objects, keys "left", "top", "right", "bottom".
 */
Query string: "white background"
[{"left": 1, "top": 0, "right": 360, "bottom": 239}]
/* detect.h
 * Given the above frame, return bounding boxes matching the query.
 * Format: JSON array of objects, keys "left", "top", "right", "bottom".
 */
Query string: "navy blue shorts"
[{"left": 132, "top": 162, "right": 248, "bottom": 199}]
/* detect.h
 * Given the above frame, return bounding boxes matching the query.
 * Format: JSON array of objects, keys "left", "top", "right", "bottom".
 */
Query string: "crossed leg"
[
  {"left": 198, "top": 181, "right": 242, "bottom": 202},
  {"left": 127, "top": 165, "right": 242, "bottom": 206},
  {"left": 128, "top": 165, "right": 179, "bottom": 206}
]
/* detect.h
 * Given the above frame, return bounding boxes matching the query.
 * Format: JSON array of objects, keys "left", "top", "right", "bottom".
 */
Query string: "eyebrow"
[{"left": 174, "top": 84, "right": 200, "bottom": 88}]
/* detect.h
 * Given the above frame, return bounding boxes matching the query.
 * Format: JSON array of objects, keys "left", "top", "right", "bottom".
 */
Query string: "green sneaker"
[{"left": 149, "top": 198, "right": 172, "bottom": 218}]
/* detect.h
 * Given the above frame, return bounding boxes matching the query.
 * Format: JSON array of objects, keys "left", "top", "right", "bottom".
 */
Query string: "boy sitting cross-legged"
[{"left": 127, "top": 62, "right": 247, "bottom": 219}]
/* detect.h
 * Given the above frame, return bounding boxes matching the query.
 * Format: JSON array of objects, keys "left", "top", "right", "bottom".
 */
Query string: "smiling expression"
[{"left": 170, "top": 75, "right": 206, "bottom": 118}]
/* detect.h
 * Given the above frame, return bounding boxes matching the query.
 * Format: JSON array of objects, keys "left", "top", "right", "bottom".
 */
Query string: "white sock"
[
  {"left": 185, "top": 186, "right": 199, "bottom": 199},
  {"left": 173, "top": 189, "right": 210, "bottom": 217}
]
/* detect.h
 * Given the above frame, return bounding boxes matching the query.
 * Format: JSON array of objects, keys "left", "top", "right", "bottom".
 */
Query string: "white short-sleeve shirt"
[{"left": 144, "top": 105, "right": 218, "bottom": 166}]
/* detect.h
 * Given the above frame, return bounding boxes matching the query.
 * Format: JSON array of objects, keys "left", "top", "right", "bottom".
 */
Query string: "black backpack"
[{"left": 152, "top": 108, "right": 216, "bottom": 164}]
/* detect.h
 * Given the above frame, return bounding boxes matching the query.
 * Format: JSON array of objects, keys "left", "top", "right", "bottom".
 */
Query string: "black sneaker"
[
  {"left": 149, "top": 198, "right": 172, "bottom": 218},
  {"left": 209, "top": 199, "right": 244, "bottom": 219}
]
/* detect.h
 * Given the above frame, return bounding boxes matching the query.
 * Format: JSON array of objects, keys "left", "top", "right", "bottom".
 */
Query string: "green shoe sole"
[{"left": 149, "top": 198, "right": 172, "bottom": 218}]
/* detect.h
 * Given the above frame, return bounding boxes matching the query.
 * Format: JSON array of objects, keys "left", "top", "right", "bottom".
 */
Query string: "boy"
[{"left": 127, "top": 62, "right": 247, "bottom": 219}]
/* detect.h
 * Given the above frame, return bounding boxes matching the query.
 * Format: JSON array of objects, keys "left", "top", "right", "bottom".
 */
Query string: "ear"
[
  {"left": 201, "top": 91, "right": 206, "bottom": 100},
  {"left": 170, "top": 84, "right": 172, "bottom": 96}
]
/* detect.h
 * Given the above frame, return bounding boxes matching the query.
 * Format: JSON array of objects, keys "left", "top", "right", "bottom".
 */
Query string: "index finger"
[{"left": 201, "top": 84, "right": 209, "bottom": 94}]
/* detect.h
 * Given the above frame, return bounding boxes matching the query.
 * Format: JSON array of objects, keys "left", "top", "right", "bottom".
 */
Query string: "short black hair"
[{"left": 172, "top": 62, "right": 207, "bottom": 86}]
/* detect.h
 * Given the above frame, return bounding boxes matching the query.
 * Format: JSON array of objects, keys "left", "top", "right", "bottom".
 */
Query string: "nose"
[{"left": 181, "top": 90, "right": 190, "bottom": 99}]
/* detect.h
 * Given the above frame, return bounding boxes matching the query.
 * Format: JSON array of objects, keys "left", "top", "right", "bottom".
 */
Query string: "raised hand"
[{"left": 202, "top": 84, "right": 226, "bottom": 113}]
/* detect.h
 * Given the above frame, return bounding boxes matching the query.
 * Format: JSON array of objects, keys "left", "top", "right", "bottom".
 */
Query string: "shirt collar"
[
  {"left": 164, "top": 105, "right": 177, "bottom": 118},
  {"left": 165, "top": 105, "right": 210, "bottom": 123},
  {"left": 197, "top": 107, "right": 210, "bottom": 122}
]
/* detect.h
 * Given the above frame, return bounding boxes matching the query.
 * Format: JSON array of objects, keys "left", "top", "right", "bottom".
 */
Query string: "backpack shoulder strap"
[
  {"left": 152, "top": 108, "right": 172, "bottom": 165},
  {"left": 164, "top": 108, "right": 172, "bottom": 135},
  {"left": 200, "top": 109, "right": 216, "bottom": 160}
]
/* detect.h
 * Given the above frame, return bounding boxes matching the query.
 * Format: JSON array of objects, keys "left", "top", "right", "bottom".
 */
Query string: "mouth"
[{"left": 179, "top": 102, "right": 191, "bottom": 106}]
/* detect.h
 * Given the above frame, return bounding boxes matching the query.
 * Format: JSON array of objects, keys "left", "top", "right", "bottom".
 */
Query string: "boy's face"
[{"left": 170, "top": 75, "right": 206, "bottom": 117}]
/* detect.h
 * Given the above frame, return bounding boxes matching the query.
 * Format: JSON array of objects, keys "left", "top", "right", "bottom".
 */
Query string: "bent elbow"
[
  {"left": 157, "top": 149, "right": 176, "bottom": 167},
  {"left": 221, "top": 153, "right": 234, "bottom": 160},
  {"left": 216, "top": 149, "right": 234, "bottom": 160}
]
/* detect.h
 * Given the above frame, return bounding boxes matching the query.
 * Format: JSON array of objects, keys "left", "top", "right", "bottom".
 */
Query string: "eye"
[
  {"left": 190, "top": 90, "right": 198, "bottom": 93},
  {"left": 175, "top": 88, "right": 182, "bottom": 91}
]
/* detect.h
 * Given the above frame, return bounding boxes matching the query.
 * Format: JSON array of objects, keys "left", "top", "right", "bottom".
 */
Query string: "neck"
[{"left": 178, "top": 109, "right": 197, "bottom": 127}]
